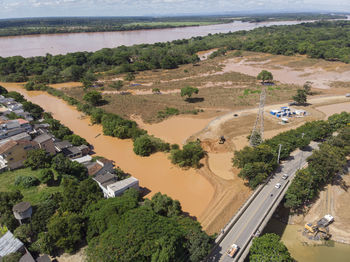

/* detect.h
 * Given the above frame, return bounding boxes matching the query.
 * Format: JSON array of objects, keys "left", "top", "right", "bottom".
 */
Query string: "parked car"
[
  {"left": 275, "top": 183, "right": 282, "bottom": 189},
  {"left": 282, "top": 174, "right": 289, "bottom": 180}
]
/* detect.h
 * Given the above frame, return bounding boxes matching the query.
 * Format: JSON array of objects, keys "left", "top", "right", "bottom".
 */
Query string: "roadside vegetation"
[
  {"left": 285, "top": 113, "right": 350, "bottom": 211},
  {"left": 250, "top": 233, "right": 293, "bottom": 262}
]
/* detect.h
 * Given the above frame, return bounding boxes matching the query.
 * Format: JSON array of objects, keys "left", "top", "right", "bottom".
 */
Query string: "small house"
[
  {"left": 34, "top": 133, "right": 56, "bottom": 155},
  {"left": 0, "top": 140, "right": 38, "bottom": 170}
]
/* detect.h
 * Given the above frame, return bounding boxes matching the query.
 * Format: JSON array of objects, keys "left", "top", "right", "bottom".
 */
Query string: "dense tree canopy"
[{"left": 250, "top": 233, "right": 293, "bottom": 262}]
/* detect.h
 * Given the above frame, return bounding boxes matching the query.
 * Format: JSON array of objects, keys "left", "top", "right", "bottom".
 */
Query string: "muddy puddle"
[
  {"left": 266, "top": 219, "right": 350, "bottom": 262},
  {"left": 2, "top": 83, "right": 214, "bottom": 218}
]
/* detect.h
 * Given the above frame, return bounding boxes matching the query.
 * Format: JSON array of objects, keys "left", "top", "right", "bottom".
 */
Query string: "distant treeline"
[
  {"left": 1, "top": 20, "right": 350, "bottom": 83},
  {"left": 240, "top": 13, "right": 347, "bottom": 23},
  {"left": 0, "top": 13, "right": 346, "bottom": 37},
  {"left": 0, "top": 16, "right": 232, "bottom": 37}
]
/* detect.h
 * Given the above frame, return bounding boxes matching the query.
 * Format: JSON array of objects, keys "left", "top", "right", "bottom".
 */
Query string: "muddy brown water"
[
  {"left": 267, "top": 219, "right": 350, "bottom": 262},
  {"left": 0, "top": 20, "right": 314, "bottom": 58},
  {"left": 2, "top": 83, "right": 214, "bottom": 218}
]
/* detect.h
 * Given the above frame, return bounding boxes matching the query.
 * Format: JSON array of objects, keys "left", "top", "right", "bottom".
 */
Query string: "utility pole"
[
  {"left": 277, "top": 144, "right": 282, "bottom": 164},
  {"left": 299, "top": 133, "right": 305, "bottom": 169}
]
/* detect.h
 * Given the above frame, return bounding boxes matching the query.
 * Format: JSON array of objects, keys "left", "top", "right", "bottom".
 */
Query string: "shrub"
[
  {"left": 14, "top": 176, "right": 40, "bottom": 188},
  {"left": 170, "top": 141, "right": 205, "bottom": 168}
]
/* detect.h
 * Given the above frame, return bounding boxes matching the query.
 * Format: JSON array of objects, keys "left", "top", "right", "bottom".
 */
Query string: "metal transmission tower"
[{"left": 249, "top": 88, "right": 266, "bottom": 147}]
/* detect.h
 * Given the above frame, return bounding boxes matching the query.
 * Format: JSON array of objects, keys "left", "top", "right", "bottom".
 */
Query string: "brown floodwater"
[
  {"left": 1, "top": 83, "right": 214, "bottom": 218},
  {"left": 0, "top": 20, "right": 314, "bottom": 58}
]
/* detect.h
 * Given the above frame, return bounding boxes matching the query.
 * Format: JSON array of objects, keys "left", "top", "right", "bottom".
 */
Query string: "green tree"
[
  {"left": 2, "top": 252, "right": 23, "bottom": 262},
  {"left": 250, "top": 233, "right": 293, "bottom": 262},
  {"left": 292, "top": 89, "right": 307, "bottom": 105},
  {"left": 257, "top": 70, "right": 273, "bottom": 83},
  {"left": 180, "top": 86, "right": 199, "bottom": 101},
  {"left": 170, "top": 141, "right": 205, "bottom": 168},
  {"left": 46, "top": 212, "right": 85, "bottom": 253},
  {"left": 86, "top": 208, "right": 185, "bottom": 262},
  {"left": 38, "top": 169, "right": 54, "bottom": 185},
  {"left": 133, "top": 135, "right": 155, "bottom": 156},
  {"left": 83, "top": 90, "right": 103, "bottom": 106},
  {"left": 144, "top": 192, "right": 182, "bottom": 217},
  {"left": 24, "top": 149, "right": 52, "bottom": 170}
]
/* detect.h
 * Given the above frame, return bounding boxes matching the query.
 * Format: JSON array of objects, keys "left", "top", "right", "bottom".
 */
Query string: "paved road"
[{"left": 207, "top": 141, "right": 318, "bottom": 262}]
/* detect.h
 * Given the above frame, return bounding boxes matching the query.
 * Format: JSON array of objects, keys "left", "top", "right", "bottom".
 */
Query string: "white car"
[
  {"left": 282, "top": 174, "right": 289, "bottom": 180},
  {"left": 275, "top": 183, "right": 281, "bottom": 189}
]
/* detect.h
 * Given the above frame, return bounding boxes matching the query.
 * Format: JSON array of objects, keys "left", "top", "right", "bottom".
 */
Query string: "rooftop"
[
  {"left": 107, "top": 177, "right": 139, "bottom": 193},
  {"left": 12, "top": 202, "right": 32, "bottom": 213},
  {"left": 0, "top": 231, "right": 24, "bottom": 257},
  {"left": 93, "top": 172, "right": 117, "bottom": 187},
  {"left": 33, "top": 133, "right": 52, "bottom": 144},
  {"left": 54, "top": 140, "right": 72, "bottom": 150},
  {"left": 87, "top": 162, "right": 103, "bottom": 176}
]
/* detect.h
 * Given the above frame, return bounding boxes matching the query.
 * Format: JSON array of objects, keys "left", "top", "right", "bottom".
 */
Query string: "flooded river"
[
  {"left": 1, "top": 83, "right": 214, "bottom": 219},
  {"left": 1, "top": 20, "right": 313, "bottom": 58}
]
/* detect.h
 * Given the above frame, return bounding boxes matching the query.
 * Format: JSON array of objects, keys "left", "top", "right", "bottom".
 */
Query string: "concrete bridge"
[{"left": 206, "top": 141, "right": 318, "bottom": 262}]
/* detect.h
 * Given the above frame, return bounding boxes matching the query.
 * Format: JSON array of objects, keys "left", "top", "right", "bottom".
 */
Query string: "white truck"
[{"left": 226, "top": 243, "right": 239, "bottom": 258}]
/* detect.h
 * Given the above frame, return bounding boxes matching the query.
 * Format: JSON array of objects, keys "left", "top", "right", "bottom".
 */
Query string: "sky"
[{"left": 0, "top": 0, "right": 349, "bottom": 19}]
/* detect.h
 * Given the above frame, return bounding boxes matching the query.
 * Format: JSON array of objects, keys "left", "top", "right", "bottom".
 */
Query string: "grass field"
[{"left": 0, "top": 168, "right": 62, "bottom": 205}]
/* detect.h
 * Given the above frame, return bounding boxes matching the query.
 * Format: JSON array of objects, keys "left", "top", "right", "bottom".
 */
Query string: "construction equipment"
[
  {"left": 219, "top": 136, "right": 226, "bottom": 144},
  {"left": 249, "top": 88, "right": 266, "bottom": 147},
  {"left": 304, "top": 215, "right": 334, "bottom": 240}
]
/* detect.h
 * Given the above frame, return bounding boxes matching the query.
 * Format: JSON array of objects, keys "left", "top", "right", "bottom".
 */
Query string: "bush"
[
  {"left": 170, "top": 141, "right": 205, "bottom": 168},
  {"left": 39, "top": 169, "right": 54, "bottom": 185},
  {"left": 14, "top": 175, "right": 40, "bottom": 188},
  {"left": 24, "top": 149, "right": 52, "bottom": 170},
  {"left": 133, "top": 135, "right": 155, "bottom": 156}
]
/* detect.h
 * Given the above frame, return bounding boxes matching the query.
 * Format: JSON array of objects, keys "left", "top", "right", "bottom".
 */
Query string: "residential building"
[
  {"left": 0, "top": 132, "right": 31, "bottom": 146},
  {"left": 33, "top": 133, "right": 56, "bottom": 155},
  {"left": 62, "top": 146, "right": 82, "bottom": 159},
  {"left": 0, "top": 140, "right": 38, "bottom": 170},
  {"left": 106, "top": 177, "right": 139, "bottom": 198},
  {"left": 93, "top": 172, "right": 118, "bottom": 197},
  {"left": 54, "top": 141, "right": 73, "bottom": 153}
]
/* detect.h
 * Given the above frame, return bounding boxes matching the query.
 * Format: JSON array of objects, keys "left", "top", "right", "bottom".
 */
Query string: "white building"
[{"left": 106, "top": 177, "right": 139, "bottom": 198}]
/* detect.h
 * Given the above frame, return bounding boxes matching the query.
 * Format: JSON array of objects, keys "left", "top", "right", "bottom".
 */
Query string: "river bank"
[{"left": 0, "top": 20, "right": 317, "bottom": 57}]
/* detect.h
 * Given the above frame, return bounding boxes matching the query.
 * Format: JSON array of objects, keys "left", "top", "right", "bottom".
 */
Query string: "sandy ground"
[{"left": 219, "top": 52, "right": 350, "bottom": 90}]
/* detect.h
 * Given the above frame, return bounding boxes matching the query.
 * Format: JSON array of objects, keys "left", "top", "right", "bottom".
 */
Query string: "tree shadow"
[
  {"left": 139, "top": 186, "right": 151, "bottom": 198},
  {"left": 185, "top": 97, "right": 204, "bottom": 103},
  {"left": 97, "top": 99, "right": 109, "bottom": 106}
]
